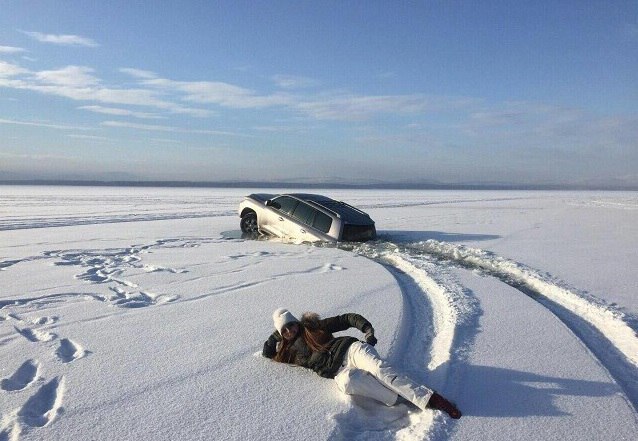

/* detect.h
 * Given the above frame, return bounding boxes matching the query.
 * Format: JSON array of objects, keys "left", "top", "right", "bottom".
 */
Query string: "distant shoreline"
[{"left": 1, "top": 180, "right": 636, "bottom": 191}]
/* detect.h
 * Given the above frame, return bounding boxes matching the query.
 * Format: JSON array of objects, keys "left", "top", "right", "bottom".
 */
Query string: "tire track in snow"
[
  {"left": 326, "top": 260, "right": 436, "bottom": 441},
  {"left": 0, "top": 210, "right": 234, "bottom": 231},
  {"left": 395, "top": 239, "right": 638, "bottom": 409},
  {"left": 381, "top": 255, "right": 457, "bottom": 376},
  {"left": 325, "top": 242, "right": 473, "bottom": 441}
]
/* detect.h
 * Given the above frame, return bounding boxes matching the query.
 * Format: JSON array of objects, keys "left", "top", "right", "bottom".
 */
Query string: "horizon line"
[{"left": 1, "top": 179, "right": 637, "bottom": 191}]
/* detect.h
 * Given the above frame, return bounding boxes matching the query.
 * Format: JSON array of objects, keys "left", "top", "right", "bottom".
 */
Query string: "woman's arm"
[
  {"left": 320, "top": 313, "right": 372, "bottom": 334},
  {"left": 262, "top": 331, "right": 281, "bottom": 359}
]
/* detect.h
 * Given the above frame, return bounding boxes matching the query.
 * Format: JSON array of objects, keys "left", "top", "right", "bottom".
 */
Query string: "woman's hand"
[{"left": 364, "top": 326, "right": 378, "bottom": 346}]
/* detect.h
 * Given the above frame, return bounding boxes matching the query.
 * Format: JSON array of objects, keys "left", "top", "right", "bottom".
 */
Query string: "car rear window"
[{"left": 342, "top": 224, "right": 376, "bottom": 241}]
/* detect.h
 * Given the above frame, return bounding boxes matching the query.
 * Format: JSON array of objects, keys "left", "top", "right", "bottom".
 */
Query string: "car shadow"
[{"left": 379, "top": 230, "right": 501, "bottom": 243}]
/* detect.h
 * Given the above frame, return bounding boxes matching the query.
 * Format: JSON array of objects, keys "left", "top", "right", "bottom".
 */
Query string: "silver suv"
[{"left": 238, "top": 193, "right": 376, "bottom": 242}]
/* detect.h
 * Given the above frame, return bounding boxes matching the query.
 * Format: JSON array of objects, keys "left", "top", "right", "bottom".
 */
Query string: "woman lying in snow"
[{"left": 262, "top": 308, "right": 461, "bottom": 419}]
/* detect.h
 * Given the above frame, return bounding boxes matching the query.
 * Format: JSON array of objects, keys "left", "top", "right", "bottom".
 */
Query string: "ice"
[{"left": 1, "top": 186, "right": 636, "bottom": 440}]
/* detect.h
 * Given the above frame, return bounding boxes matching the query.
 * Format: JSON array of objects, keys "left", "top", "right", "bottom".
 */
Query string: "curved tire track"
[
  {"left": 395, "top": 239, "right": 638, "bottom": 410},
  {"left": 327, "top": 242, "right": 471, "bottom": 440}
]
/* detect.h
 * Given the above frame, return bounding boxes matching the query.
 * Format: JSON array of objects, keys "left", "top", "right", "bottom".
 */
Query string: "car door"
[
  {"left": 289, "top": 202, "right": 324, "bottom": 242},
  {"left": 261, "top": 196, "right": 299, "bottom": 238}
]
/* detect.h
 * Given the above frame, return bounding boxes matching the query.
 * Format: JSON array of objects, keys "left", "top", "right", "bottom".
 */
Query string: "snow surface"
[{"left": 1, "top": 186, "right": 637, "bottom": 441}]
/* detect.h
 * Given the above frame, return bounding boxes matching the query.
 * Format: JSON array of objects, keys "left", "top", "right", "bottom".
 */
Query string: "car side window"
[
  {"left": 291, "top": 202, "right": 316, "bottom": 225},
  {"left": 312, "top": 211, "right": 332, "bottom": 233},
  {"left": 271, "top": 196, "right": 298, "bottom": 215}
]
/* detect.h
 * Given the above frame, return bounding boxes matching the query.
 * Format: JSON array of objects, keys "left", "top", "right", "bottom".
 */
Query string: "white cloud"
[
  {"left": 138, "top": 76, "right": 294, "bottom": 109},
  {"left": 0, "top": 45, "right": 26, "bottom": 53},
  {"left": 2, "top": 58, "right": 476, "bottom": 126},
  {"left": 118, "top": 67, "right": 478, "bottom": 120},
  {"left": 34, "top": 65, "right": 100, "bottom": 87},
  {"left": 21, "top": 31, "right": 99, "bottom": 47},
  {"left": 119, "top": 68, "right": 158, "bottom": 79},
  {"left": 78, "top": 105, "right": 164, "bottom": 119},
  {"left": 0, "top": 60, "right": 29, "bottom": 77},
  {"left": 0, "top": 61, "right": 211, "bottom": 116}
]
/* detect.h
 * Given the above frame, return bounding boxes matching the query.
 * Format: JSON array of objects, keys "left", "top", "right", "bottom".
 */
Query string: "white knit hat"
[{"left": 272, "top": 308, "right": 298, "bottom": 333}]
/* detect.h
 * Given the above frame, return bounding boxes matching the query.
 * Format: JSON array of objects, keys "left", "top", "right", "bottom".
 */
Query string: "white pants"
[{"left": 333, "top": 341, "right": 433, "bottom": 410}]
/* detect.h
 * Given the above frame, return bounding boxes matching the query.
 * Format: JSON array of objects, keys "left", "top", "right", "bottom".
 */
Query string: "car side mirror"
[{"left": 265, "top": 200, "right": 273, "bottom": 206}]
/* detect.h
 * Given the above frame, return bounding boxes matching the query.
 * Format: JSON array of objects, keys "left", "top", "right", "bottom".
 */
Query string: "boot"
[{"left": 427, "top": 392, "right": 462, "bottom": 419}]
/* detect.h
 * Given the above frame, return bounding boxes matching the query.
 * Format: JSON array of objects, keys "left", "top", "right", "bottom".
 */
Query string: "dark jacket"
[{"left": 262, "top": 313, "right": 372, "bottom": 379}]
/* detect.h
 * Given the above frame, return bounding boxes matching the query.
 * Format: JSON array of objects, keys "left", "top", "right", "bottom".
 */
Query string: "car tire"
[{"left": 240, "top": 211, "right": 258, "bottom": 233}]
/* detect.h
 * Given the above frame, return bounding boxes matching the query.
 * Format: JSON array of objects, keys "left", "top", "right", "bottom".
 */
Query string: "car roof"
[
  {"left": 286, "top": 193, "right": 334, "bottom": 202},
  {"left": 285, "top": 193, "right": 374, "bottom": 225}
]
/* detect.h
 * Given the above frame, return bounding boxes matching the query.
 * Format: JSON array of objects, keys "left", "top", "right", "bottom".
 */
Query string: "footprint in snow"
[
  {"left": 17, "top": 376, "right": 65, "bottom": 428},
  {"left": 320, "top": 263, "right": 345, "bottom": 272},
  {"left": 107, "top": 286, "right": 178, "bottom": 308},
  {"left": 15, "top": 327, "right": 56, "bottom": 343},
  {"left": 143, "top": 265, "right": 188, "bottom": 274},
  {"left": 1, "top": 359, "right": 40, "bottom": 392},
  {"left": 55, "top": 339, "right": 89, "bottom": 363},
  {"left": 5, "top": 314, "right": 58, "bottom": 326},
  {"left": 31, "top": 316, "right": 58, "bottom": 326},
  {"left": 0, "top": 423, "right": 20, "bottom": 441},
  {"left": 0, "top": 259, "right": 25, "bottom": 270}
]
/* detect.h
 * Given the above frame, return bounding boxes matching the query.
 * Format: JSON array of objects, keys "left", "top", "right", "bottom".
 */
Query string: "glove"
[{"left": 364, "top": 326, "right": 377, "bottom": 346}]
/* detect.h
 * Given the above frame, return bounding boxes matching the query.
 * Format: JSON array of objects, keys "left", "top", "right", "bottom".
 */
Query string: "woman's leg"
[
  {"left": 343, "top": 342, "right": 462, "bottom": 418},
  {"left": 343, "top": 341, "right": 433, "bottom": 411},
  {"left": 334, "top": 367, "right": 399, "bottom": 406}
]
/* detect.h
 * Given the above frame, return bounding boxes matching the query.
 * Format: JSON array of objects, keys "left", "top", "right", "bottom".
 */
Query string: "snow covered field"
[{"left": 1, "top": 186, "right": 637, "bottom": 441}]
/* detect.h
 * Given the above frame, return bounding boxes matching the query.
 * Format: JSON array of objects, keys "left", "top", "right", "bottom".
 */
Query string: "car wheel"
[{"left": 240, "top": 212, "right": 258, "bottom": 233}]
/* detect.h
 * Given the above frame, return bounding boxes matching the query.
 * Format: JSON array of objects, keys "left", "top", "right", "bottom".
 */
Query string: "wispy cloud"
[
  {"left": 0, "top": 45, "right": 26, "bottom": 53},
  {"left": 119, "top": 68, "right": 158, "bottom": 79},
  {"left": 139, "top": 76, "right": 293, "bottom": 108},
  {"left": 272, "top": 74, "right": 319, "bottom": 89},
  {"left": 21, "top": 31, "right": 99, "bottom": 47},
  {"left": 125, "top": 69, "right": 475, "bottom": 120},
  {"left": 0, "top": 61, "right": 211, "bottom": 117},
  {"left": 296, "top": 94, "right": 475, "bottom": 121},
  {"left": 253, "top": 125, "right": 303, "bottom": 132},
  {"left": 0, "top": 117, "right": 92, "bottom": 130},
  {"left": 67, "top": 134, "right": 110, "bottom": 141},
  {"left": 462, "top": 101, "right": 638, "bottom": 163},
  {"left": 79, "top": 105, "right": 164, "bottom": 119},
  {"left": 100, "top": 120, "right": 247, "bottom": 137},
  {"left": 0, "top": 151, "right": 78, "bottom": 161},
  {"left": 2, "top": 58, "right": 475, "bottom": 126}
]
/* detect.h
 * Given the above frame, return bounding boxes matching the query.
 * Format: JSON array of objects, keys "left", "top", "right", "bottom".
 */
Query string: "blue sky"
[{"left": 1, "top": 1, "right": 637, "bottom": 186}]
